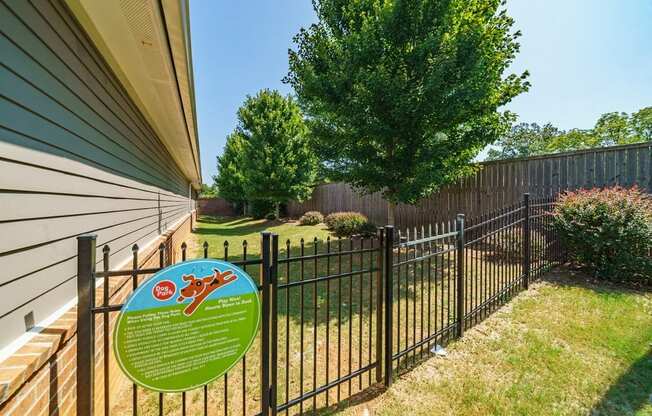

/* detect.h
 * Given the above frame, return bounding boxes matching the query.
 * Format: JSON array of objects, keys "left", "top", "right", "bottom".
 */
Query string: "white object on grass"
[{"left": 431, "top": 344, "right": 447, "bottom": 356}]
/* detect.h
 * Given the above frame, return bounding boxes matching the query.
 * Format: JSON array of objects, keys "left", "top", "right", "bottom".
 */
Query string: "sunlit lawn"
[
  {"left": 340, "top": 272, "right": 652, "bottom": 416},
  {"left": 190, "top": 216, "right": 332, "bottom": 258}
]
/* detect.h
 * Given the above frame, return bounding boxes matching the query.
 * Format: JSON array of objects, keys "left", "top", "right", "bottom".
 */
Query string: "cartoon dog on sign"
[{"left": 176, "top": 269, "right": 238, "bottom": 316}]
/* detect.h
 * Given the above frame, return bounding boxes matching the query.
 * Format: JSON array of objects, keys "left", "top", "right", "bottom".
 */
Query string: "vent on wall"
[
  {"left": 119, "top": 0, "right": 169, "bottom": 83},
  {"left": 120, "top": 0, "right": 154, "bottom": 44}
]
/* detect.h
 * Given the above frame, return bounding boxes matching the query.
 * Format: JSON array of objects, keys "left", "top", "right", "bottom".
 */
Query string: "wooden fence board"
[
  {"left": 617, "top": 149, "right": 627, "bottom": 186},
  {"left": 627, "top": 147, "right": 638, "bottom": 186},
  {"left": 585, "top": 152, "right": 595, "bottom": 189},
  {"left": 287, "top": 142, "right": 652, "bottom": 229},
  {"left": 594, "top": 151, "right": 605, "bottom": 187},
  {"left": 605, "top": 150, "right": 616, "bottom": 186}
]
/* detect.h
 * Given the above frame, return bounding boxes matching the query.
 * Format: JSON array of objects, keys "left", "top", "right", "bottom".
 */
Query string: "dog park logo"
[
  {"left": 152, "top": 280, "right": 176, "bottom": 301},
  {"left": 176, "top": 269, "right": 238, "bottom": 316}
]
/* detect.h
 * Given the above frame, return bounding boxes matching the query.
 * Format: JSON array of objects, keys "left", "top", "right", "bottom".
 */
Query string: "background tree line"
[{"left": 487, "top": 106, "right": 652, "bottom": 160}]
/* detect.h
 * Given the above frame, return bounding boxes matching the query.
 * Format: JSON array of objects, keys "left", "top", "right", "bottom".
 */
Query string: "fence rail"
[
  {"left": 288, "top": 142, "right": 652, "bottom": 229},
  {"left": 77, "top": 194, "right": 564, "bottom": 416}
]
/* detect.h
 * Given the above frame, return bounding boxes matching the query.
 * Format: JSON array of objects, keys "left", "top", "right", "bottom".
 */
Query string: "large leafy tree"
[
  {"left": 214, "top": 132, "right": 247, "bottom": 204},
  {"left": 236, "top": 89, "right": 317, "bottom": 212},
  {"left": 286, "top": 0, "right": 529, "bottom": 222}
]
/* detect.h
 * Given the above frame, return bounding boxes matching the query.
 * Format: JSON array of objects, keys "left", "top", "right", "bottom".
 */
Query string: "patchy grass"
[
  {"left": 340, "top": 273, "right": 652, "bottom": 416},
  {"left": 190, "top": 216, "right": 332, "bottom": 257}
]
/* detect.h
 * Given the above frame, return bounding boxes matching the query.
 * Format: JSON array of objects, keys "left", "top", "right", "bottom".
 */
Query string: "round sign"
[{"left": 113, "top": 259, "right": 260, "bottom": 392}]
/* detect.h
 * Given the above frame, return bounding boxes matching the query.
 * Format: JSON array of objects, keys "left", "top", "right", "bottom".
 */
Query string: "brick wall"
[{"left": 0, "top": 211, "right": 196, "bottom": 416}]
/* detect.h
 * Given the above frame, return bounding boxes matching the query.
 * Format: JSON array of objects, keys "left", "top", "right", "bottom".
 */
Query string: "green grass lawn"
[
  {"left": 340, "top": 273, "right": 652, "bottom": 416},
  {"left": 190, "top": 216, "right": 332, "bottom": 258}
]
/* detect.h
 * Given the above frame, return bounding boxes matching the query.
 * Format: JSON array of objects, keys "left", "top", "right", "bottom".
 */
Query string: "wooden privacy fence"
[
  {"left": 288, "top": 142, "right": 652, "bottom": 229},
  {"left": 197, "top": 197, "right": 238, "bottom": 217},
  {"left": 76, "top": 194, "right": 562, "bottom": 416}
]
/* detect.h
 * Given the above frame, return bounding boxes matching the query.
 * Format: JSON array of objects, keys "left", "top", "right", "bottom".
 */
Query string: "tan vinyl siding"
[{"left": 0, "top": 0, "right": 193, "bottom": 351}]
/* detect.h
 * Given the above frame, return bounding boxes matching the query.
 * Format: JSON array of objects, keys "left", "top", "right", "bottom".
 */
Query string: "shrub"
[
  {"left": 299, "top": 211, "right": 324, "bottom": 225},
  {"left": 551, "top": 186, "right": 652, "bottom": 283},
  {"left": 357, "top": 221, "right": 378, "bottom": 237},
  {"left": 265, "top": 212, "right": 277, "bottom": 220},
  {"left": 325, "top": 212, "right": 376, "bottom": 237},
  {"left": 250, "top": 199, "right": 276, "bottom": 219}
]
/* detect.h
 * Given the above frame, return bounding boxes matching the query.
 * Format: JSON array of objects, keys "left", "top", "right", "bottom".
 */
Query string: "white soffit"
[{"left": 65, "top": 0, "right": 201, "bottom": 188}]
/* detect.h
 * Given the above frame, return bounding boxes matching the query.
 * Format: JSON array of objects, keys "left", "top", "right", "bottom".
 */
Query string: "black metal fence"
[{"left": 76, "top": 193, "right": 563, "bottom": 416}]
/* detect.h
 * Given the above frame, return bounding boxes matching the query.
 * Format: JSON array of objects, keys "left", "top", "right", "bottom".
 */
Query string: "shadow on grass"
[
  {"left": 591, "top": 348, "right": 652, "bottom": 415},
  {"left": 537, "top": 271, "right": 652, "bottom": 414},
  {"left": 197, "top": 215, "right": 241, "bottom": 224},
  {"left": 315, "top": 384, "right": 387, "bottom": 416},
  {"left": 194, "top": 218, "right": 281, "bottom": 236},
  {"left": 541, "top": 269, "right": 652, "bottom": 295}
]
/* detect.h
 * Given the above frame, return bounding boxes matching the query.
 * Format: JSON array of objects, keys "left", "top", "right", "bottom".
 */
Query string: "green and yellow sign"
[{"left": 113, "top": 259, "right": 260, "bottom": 392}]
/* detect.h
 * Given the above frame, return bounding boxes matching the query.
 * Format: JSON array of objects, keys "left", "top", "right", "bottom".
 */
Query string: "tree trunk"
[{"left": 387, "top": 201, "right": 395, "bottom": 226}]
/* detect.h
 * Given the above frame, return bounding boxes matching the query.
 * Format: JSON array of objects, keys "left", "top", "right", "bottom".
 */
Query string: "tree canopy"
[
  {"left": 286, "top": 0, "right": 529, "bottom": 211},
  {"left": 214, "top": 89, "right": 317, "bottom": 212},
  {"left": 487, "top": 106, "right": 652, "bottom": 160},
  {"left": 199, "top": 183, "right": 218, "bottom": 198}
]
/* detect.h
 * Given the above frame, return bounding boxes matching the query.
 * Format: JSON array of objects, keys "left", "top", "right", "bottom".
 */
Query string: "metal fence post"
[
  {"left": 270, "top": 234, "right": 279, "bottom": 416},
  {"left": 456, "top": 214, "right": 465, "bottom": 338},
  {"left": 383, "top": 226, "right": 394, "bottom": 388},
  {"left": 261, "top": 232, "right": 271, "bottom": 416},
  {"left": 77, "top": 235, "right": 96, "bottom": 416},
  {"left": 523, "top": 193, "right": 531, "bottom": 290},
  {"left": 375, "top": 228, "right": 385, "bottom": 383}
]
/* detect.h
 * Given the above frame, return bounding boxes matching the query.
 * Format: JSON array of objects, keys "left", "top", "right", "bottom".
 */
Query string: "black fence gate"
[{"left": 76, "top": 194, "right": 563, "bottom": 416}]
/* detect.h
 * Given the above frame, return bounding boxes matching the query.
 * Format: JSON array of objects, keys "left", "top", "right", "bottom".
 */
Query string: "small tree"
[
  {"left": 286, "top": 0, "right": 529, "bottom": 222},
  {"left": 237, "top": 89, "right": 317, "bottom": 214},
  {"left": 214, "top": 132, "right": 247, "bottom": 205}
]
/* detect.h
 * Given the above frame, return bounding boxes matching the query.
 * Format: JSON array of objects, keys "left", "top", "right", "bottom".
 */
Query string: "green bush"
[
  {"left": 324, "top": 212, "right": 376, "bottom": 237},
  {"left": 551, "top": 186, "right": 652, "bottom": 283},
  {"left": 299, "top": 211, "right": 324, "bottom": 225},
  {"left": 250, "top": 199, "right": 276, "bottom": 219},
  {"left": 357, "top": 221, "right": 378, "bottom": 237}
]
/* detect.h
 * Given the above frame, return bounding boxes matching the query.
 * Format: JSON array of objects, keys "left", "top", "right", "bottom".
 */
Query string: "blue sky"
[{"left": 190, "top": 1, "right": 652, "bottom": 183}]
